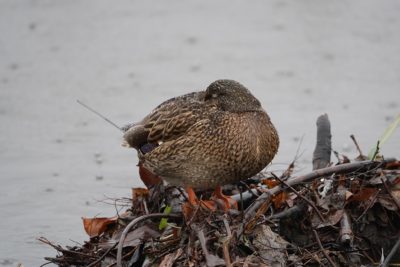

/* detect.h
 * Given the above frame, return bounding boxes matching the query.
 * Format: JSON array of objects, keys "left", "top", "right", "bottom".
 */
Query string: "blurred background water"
[{"left": 0, "top": 0, "right": 399, "bottom": 265}]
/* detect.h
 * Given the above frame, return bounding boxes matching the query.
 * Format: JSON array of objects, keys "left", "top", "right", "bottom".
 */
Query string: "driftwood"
[{"left": 313, "top": 113, "right": 332, "bottom": 170}]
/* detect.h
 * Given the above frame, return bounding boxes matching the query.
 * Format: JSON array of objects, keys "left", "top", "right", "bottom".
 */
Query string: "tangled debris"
[{"left": 41, "top": 115, "right": 400, "bottom": 266}]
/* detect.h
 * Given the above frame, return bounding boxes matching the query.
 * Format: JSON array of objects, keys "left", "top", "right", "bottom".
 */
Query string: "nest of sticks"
[{"left": 41, "top": 114, "right": 400, "bottom": 267}]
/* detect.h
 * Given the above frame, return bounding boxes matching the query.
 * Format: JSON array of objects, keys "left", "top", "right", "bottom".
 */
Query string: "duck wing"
[
  {"left": 142, "top": 111, "right": 279, "bottom": 190},
  {"left": 123, "top": 91, "right": 212, "bottom": 148}
]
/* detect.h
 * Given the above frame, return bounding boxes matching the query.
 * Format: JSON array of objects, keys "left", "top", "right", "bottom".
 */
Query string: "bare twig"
[
  {"left": 38, "top": 237, "right": 96, "bottom": 260},
  {"left": 355, "top": 189, "right": 380, "bottom": 222},
  {"left": 371, "top": 141, "right": 380, "bottom": 161},
  {"left": 350, "top": 134, "right": 368, "bottom": 160},
  {"left": 116, "top": 213, "right": 181, "bottom": 267},
  {"left": 239, "top": 160, "right": 389, "bottom": 231},
  {"left": 312, "top": 229, "right": 337, "bottom": 267},
  {"left": 195, "top": 226, "right": 225, "bottom": 267},
  {"left": 222, "top": 217, "right": 232, "bottom": 267},
  {"left": 339, "top": 211, "right": 353, "bottom": 244},
  {"left": 223, "top": 217, "right": 232, "bottom": 237},
  {"left": 143, "top": 199, "right": 149, "bottom": 215},
  {"left": 39, "top": 262, "right": 52, "bottom": 267},
  {"left": 271, "top": 173, "right": 325, "bottom": 223},
  {"left": 87, "top": 243, "right": 118, "bottom": 267},
  {"left": 381, "top": 232, "right": 400, "bottom": 267},
  {"left": 361, "top": 250, "right": 376, "bottom": 265},
  {"left": 381, "top": 178, "right": 400, "bottom": 213},
  {"left": 268, "top": 204, "right": 305, "bottom": 220},
  {"left": 241, "top": 192, "right": 272, "bottom": 235}
]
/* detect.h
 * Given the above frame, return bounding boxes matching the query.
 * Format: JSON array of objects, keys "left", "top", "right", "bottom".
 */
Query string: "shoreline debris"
[{"left": 41, "top": 114, "right": 400, "bottom": 266}]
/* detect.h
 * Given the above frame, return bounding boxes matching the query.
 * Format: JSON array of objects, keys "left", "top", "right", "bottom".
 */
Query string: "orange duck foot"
[
  {"left": 211, "top": 185, "right": 238, "bottom": 210},
  {"left": 184, "top": 186, "right": 238, "bottom": 214}
]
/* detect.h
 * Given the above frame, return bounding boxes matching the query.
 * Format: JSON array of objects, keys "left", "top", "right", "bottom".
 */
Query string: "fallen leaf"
[
  {"left": 123, "top": 225, "right": 160, "bottom": 247},
  {"left": 82, "top": 216, "right": 118, "bottom": 238},
  {"left": 159, "top": 248, "right": 183, "bottom": 267},
  {"left": 138, "top": 163, "right": 162, "bottom": 187},
  {"left": 132, "top": 187, "right": 149, "bottom": 200},
  {"left": 99, "top": 225, "right": 160, "bottom": 249},
  {"left": 350, "top": 187, "right": 378, "bottom": 202},
  {"left": 245, "top": 200, "right": 271, "bottom": 234},
  {"left": 261, "top": 178, "right": 280, "bottom": 188},
  {"left": 182, "top": 202, "right": 194, "bottom": 221},
  {"left": 272, "top": 192, "right": 287, "bottom": 209},
  {"left": 392, "top": 189, "right": 400, "bottom": 201},
  {"left": 285, "top": 192, "right": 297, "bottom": 207},
  {"left": 252, "top": 225, "right": 288, "bottom": 266},
  {"left": 377, "top": 196, "right": 398, "bottom": 211},
  {"left": 313, "top": 209, "right": 344, "bottom": 228}
]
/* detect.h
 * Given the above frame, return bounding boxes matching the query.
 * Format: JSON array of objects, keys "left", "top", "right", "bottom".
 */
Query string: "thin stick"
[
  {"left": 355, "top": 189, "right": 380, "bottom": 222},
  {"left": 196, "top": 227, "right": 225, "bottom": 266},
  {"left": 381, "top": 178, "right": 400, "bottom": 213},
  {"left": 312, "top": 229, "right": 337, "bottom": 267},
  {"left": 371, "top": 141, "right": 380, "bottom": 161},
  {"left": 116, "top": 213, "right": 181, "bottom": 266},
  {"left": 272, "top": 173, "right": 325, "bottom": 223},
  {"left": 87, "top": 243, "right": 118, "bottom": 267},
  {"left": 38, "top": 237, "right": 96, "bottom": 259},
  {"left": 268, "top": 204, "right": 305, "bottom": 220},
  {"left": 381, "top": 234, "right": 400, "bottom": 267},
  {"left": 350, "top": 134, "right": 365, "bottom": 158},
  {"left": 240, "top": 160, "right": 390, "bottom": 227},
  {"left": 39, "top": 261, "right": 53, "bottom": 267},
  {"left": 76, "top": 99, "right": 123, "bottom": 131},
  {"left": 222, "top": 217, "right": 232, "bottom": 267}
]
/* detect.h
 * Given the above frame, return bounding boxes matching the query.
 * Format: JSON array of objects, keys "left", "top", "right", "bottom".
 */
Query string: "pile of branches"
[{"left": 41, "top": 115, "right": 400, "bottom": 266}]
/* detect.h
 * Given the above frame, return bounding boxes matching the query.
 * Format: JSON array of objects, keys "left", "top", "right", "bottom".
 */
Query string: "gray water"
[{"left": 0, "top": 0, "right": 399, "bottom": 265}]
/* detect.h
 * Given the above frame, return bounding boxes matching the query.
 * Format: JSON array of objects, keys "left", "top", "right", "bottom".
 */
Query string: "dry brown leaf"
[
  {"left": 123, "top": 225, "right": 160, "bottom": 247},
  {"left": 132, "top": 187, "right": 149, "bottom": 200},
  {"left": 377, "top": 195, "right": 399, "bottom": 211},
  {"left": 82, "top": 216, "right": 118, "bottom": 238},
  {"left": 350, "top": 187, "right": 378, "bottom": 202},
  {"left": 261, "top": 178, "right": 279, "bottom": 188},
  {"left": 313, "top": 209, "right": 344, "bottom": 228},
  {"left": 159, "top": 248, "right": 183, "bottom": 267},
  {"left": 391, "top": 189, "right": 400, "bottom": 201},
  {"left": 182, "top": 202, "right": 194, "bottom": 221},
  {"left": 272, "top": 192, "right": 288, "bottom": 209},
  {"left": 253, "top": 225, "right": 288, "bottom": 266}
]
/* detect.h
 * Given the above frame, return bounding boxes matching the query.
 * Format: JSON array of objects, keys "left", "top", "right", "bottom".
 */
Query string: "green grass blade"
[
  {"left": 368, "top": 114, "right": 400, "bottom": 159},
  {"left": 159, "top": 205, "right": 172, "bottom": 230}
]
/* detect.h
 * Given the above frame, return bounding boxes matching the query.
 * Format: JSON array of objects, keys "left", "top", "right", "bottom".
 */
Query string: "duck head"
[{"left": 204, "top": 79, "right": 262, "bottom": 112}]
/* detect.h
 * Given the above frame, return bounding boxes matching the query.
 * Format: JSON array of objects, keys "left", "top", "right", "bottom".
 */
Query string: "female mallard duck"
[{"left": 123, "top": 79, "right": 279, "bottom": 190}]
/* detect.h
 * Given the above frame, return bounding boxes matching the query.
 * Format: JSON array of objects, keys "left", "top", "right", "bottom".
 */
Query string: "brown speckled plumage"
[{"left": 123, "top": 80, "right": 279, "bottom": 190}]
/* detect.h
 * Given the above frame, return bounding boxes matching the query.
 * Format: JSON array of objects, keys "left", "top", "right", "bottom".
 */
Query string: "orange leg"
[
  {"left": 211, "top": 186, "right": 238, "bottom": 210},
  {"left": 186, "top": 187, "right": 199, "bottom": 206},
  {"left": 182, "top": 186, "right": 238, "bottom": 220},
  {"left": 182, "top": 187, "right": 216, "bottom": 220},
  {"left": 185, "top": 187, "right": 217, "bottom": 211}
]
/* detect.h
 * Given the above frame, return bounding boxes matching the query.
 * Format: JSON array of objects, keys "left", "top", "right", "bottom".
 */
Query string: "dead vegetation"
[{"left": 41, "top": 114, "right": 400, "bottom": 266}]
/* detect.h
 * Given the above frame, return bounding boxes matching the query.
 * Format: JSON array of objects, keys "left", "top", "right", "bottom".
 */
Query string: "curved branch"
[{"left": 116, "top": 213, "right": 181, "bottom": 267}]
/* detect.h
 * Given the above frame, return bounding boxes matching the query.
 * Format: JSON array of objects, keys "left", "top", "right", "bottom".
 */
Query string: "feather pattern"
[{"left": 123, "top": 80, "right": 279, "bottom": 189}]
